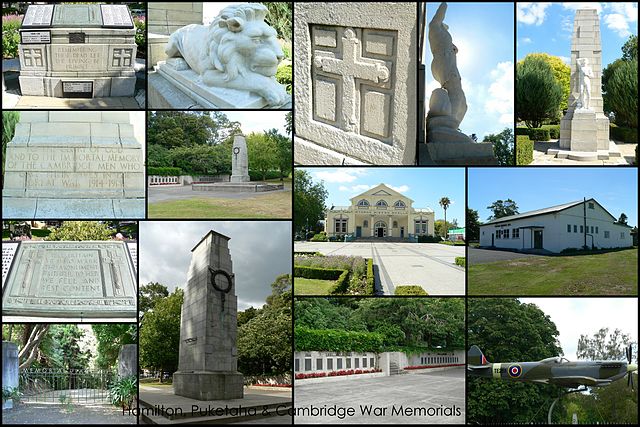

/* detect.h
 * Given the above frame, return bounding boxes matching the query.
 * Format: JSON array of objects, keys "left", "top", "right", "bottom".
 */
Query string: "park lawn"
[
  {"left": 294, "top": 277, "right": 336, "bottom": 295},
  {"left": 148, "top": 191, "right": 291, "bottom": 219},
  {"left": 468, "top": 249, "right": 637, "bottom": 295}
]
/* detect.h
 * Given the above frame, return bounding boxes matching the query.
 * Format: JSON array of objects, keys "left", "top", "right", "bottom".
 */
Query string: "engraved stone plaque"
[
  {"left": 51, "top": 4, "right": 102, "bottom": 27},
  {"left": 20, "top": 31, "right": 51, "bottom": 44},
  {"left": 69, "top": 32, "right": 86, "bottom": 44},
  {"left": 127, "top": 242, "right": 137, "bottom": 271},
  {"left": 100, "top": 5, "right": 134, "bottom": 28},
  {"left": 2, "top": 241, "right": 137, "bottom": 318},
  {"left": 62, "top": 81, "right": 93, "bottom": 98},
  {"left": 2, "top": 242, "right": 19, "bottom": 289},
  {"left": 22, "top": 4, "right": 54, "bottom": 28}
]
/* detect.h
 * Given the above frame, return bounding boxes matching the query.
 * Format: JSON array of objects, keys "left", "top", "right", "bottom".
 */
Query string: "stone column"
[
  {"left": 3, "top": 342, "right": 19, "bottom": 409},
  {"left": 117, "top": 344, "right": 137, "bottom": 378},
  {"left": 173, "top": 230, "right": 244, "bottom": 400},
  {"left": 230, "top": 135, "right": 250, "bottom": 183},
  {"left": 370, "top": 215, "right": 375, "bottom": 237},
  {"left": 388, "top": 216, "right": 393, "bottom": 237}
]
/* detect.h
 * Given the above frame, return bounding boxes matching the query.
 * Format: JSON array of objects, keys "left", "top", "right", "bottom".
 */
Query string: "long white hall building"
[{"left": 479, "top": 198, "right": 633, "bottom": 253}]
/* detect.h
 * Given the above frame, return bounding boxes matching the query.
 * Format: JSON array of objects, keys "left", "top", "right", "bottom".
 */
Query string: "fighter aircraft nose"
[{"left": 628, "top": 363, "right": 638, "bottom": 373}]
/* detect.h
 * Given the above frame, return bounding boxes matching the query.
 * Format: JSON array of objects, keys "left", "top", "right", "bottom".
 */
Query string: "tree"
[
  {"left": 468, "top": 298, "right": 564, "bottom": 424},
  {"left": 17, "top": 325, "right": 50, "bottom": 369},
  {"left": 466, "top": 208, "right": 480, "bottom": 241},
  {"left": 487, "top": 199, "right": 518, "bottom": 220},
  {"left": 484, "top": 127, "right": 514, "bottom": 166},
  {"left": 434, "top": 219, "right": 456, "bottom": 238},
  {"left": 520, "top": 53, "right": 571, "bottom": 114},
  {"left": 284, "top": 111, "right": 292, "bottom": 135},
  {"left": 169, "top": 145, "right": 229, "bottom": 176},
  {"left": 247, "top": 132, "right": 277, "bottom": 181},
  {"left": 92, "top": 324, "right": 137, "bottom": 369},
  {"left": 293, "top": 170, "right": 328, "bottom": 234},
  {"left": 605, "top": 59, "right": 638, "bottom": 128},
  {"left": 577, "top": 327, "right": 635, "bottom": 362},
  {"left": 265, "top": 128, "right": 292, "bottom": 181},
  {"left": 617, "top": 213, "right": 628, "bottom": 225},
  {"left": 139, "top": 282, "right": 170, "bottom": 314},
  {"left": 46, "top": 221, "right": 113, "bottom": 241},
  {"left": 439, "top": 197, "right": 451, "bottom": 239},
  {"left": 516, "top": 55, "right": 564, "bottom": 128},
  {"left": 147, "top": 111, "right": 239, "bottom": 149},
  {"left": 139, "top": 288, "right": 183, "bottom": 382},
  {"left": 622, "top": 34, "right": 638, "bottom": 61}
]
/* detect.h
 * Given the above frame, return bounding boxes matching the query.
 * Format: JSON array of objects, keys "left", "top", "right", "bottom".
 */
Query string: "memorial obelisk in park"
[
  {"left": 554, "top": 6, "right": 615, "bottom": 160},
  {"left": 173, "top": 230, "right": 244, "bottom": 400},
  {"left": 230, "top": 135, "right": 250, "bottom": 183}
]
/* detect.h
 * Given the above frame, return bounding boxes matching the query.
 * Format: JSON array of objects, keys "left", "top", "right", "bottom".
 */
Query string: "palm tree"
[{"left": 439, "top": 197, "right": 451, "bottom": 240}]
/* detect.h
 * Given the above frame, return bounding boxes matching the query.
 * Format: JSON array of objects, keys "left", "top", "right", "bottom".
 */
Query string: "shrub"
[
  {"left": 276, "top": 63, "right": 292, "bottom": 94},
  {"left": 46, "top": 221, "right": 113, "bottom": 241},
  {"left": 310, "top": 232, "right": 327, "bottom": 242},
  {"left": 133, "top": 16, "right": 146, "bottom": 57},
  {"left": 610, "top": 124, "right": 638, "bottom": 143},
  {"left": 108, "top": 375, "right": 137, "bottom": 409},
  {"left": 329, "top": 270, "right": 350, "bottom": 294},
  {"left": 2, "top": 14, "right": 22, "bottom": 59},
  {"left": 605, "top": 59, "right": 638, "bottom": 128},
  {"left": 516, "top": 56, "right": 564, "bottom": 128},
  {"left": 294, "top": 327, "right": 384, "bottom": 352},
  {"left": 418, "top": 235, "right": 441, "bottom": 243},
  {"left": 529, "top": 128, "right": 550, "bottom": 141},
  {"left": 147, "top": 166, "right": 183, "bottom": 176},
  {"left": 365, "top": 259, "right": 374, "bottom": 294},
  {"left": 455, "top": 257, "right": 466, "bottom": 267},
  {"left": 516, "top": 135, "right": 533, "bottom": 165},
  {"left": 293, "top": 265, "right": 345, "bottom": 281},
  {"left": 248, "top": 169, "right": 281, "bottom": 181},
  {"left": 394, "top": 286, "right": 428, "bottom": 295},
  {"left": 542, "top": 124, "right": 560, "bottom": 139}
]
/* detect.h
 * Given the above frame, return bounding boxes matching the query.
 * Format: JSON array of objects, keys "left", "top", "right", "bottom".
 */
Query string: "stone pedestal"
[
  {"left": 558, "top": 7, "right": 610, "bottom": 157},
  {"left": 424, "top": 141, "right": 497, "bottom": 165},
  {"left": 2, "top": 111, "right": 145, "bottom": 219},
  {"left": 230, "top": 135, "right": 250, "bottom": 183},
  {"left": 2, "top": 342, "right": 19, "bottom": 409},
  {"left": 173, "top": 230, "right": 244, "bottom": 401},
  {"left": 118, "top": 344, "right": 138, "bottom": 378},
  {"left": 294, "top": 3, "right": 417, "bottom": 165},
  {"left": 18, "top": 4, "right": 137, "bottom": 98}
]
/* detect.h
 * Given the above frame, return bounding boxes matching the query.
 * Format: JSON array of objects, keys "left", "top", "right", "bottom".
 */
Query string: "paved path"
[
  {"left": 148, "top": 184, "right": 291, "bottom": 204},
  {"left": 2, "top": 403, "right": 136, "bottom": 424},
  {"left": 294, "top": 242, "right": 464, "bottom": 295},
  {"left": 469, "top": 247, "right": 547, "bottom": 265},
  {"left": 295, "top": 368, "right": 465, "bottom": 424}
]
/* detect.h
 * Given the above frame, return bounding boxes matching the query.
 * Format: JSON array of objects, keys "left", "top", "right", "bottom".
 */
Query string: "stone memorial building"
[
  {"left": 18, "top": 3, "right": 137, "bottom": 98},
  {"left": 325, "top": 184, "right": 435, "bottom": 240},
  {"left": 294, "top": 2, "right": 417, "bottom": 165}
]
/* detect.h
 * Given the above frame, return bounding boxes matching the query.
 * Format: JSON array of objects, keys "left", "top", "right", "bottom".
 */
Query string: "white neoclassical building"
[
  {"left": 479, "top": 198, "right": 633, "bottom": 253},
  {"left": 325, "top": 184, "right": 435, "bottom": 240}
]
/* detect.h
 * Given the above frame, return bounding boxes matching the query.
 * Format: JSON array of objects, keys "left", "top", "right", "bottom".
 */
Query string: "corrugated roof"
[{"left": 482, "top": 200, "right": 584, "bottom": 225}]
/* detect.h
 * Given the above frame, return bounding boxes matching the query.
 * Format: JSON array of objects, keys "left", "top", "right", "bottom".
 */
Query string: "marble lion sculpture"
[{"left": 165, "top": 3, "right": 289, "bottom": 107}]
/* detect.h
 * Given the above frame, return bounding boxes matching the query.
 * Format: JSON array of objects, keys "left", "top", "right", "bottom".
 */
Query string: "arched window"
[
  {"left": 394, "top": 200, "right": 406, "bottom": 208},
  {"left": 357, "top": 199, "right": 369, "bottom": 207},
  {"left": 375, "top": 200, "right": 388, "bottom": 208}
]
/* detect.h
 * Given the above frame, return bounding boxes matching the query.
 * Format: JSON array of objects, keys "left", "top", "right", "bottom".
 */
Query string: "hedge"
[
  {"left": 610, "top": 124, "right": 637, "bottom": 143},
  {"left": 293, "top": 265, "right": 345, "bottom": 281},
  {"left": 248, "top": 170, "right": 282, "bottom": 181},
  {"left": 455, "top": 257, "right": 466, "bottom": 267},
  {"left": 294, "top": 327, "right": 384, "bottom": 352},
  {"left": 516, "top": 127, "right": 550, "bottom": 141},
  {"left": 365, "top": 259, "right": 374, "bottom": 294},
  {"left": 542, "top": 124, "right": 560, "bottom": 139},
  {"left": 329, "top": 270, "right": 350, "bottom": 295},
  {"left": 147, "top": 166, "right": 182, "bottom": 176},
  {"left": 516, "top": 135, "right": 533, "bottom": 165},
  {"left": 310, "top": 232, "right": 327, "bottom": 242},
  {"left": 394, "top": 286, "right": 428, "bottom": 295},
  {"left": 418, "top": 235, "right": 441, "bottom": 243}
]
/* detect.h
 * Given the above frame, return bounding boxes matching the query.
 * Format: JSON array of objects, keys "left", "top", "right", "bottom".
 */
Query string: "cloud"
[
  {"left": 561, "top": 2, "right": 603, "bottom": 14},
  {"left": 559, "top": 56, "right": 571, "bottom": 65},
  {"left": 389, "top": 185, "right": 409, "bottom": 193},
  {"left": 338, "top": 184, "right": 409, "bottom": 194},
  {"left": 520, "top": 37, "right": 532, "bottom": 44},
  {"left": 604, "top": 13, "right": 634, "bottom": 38},
  {"left": 314, "top": 169, "right": 367, "bottom": 183},
  {"left": 517, "top": 3, "right": 551, "bottom": 26},
  {"left": 485, "top": 62, "right": 514, "bottom": 126},
  {"left": 139, "top": 221, "right": 291, "bottom": 311}
]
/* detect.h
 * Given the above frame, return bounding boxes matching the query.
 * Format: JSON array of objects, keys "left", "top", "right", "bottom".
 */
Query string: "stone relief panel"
[
  {"left": 311, "top": 25, "right": 396, "bottom": 145},
  {"left": 111, "top": 47, "right": 134, "bottom": 68},
  {"left": 21, "top": 48, "right": 45, "bottom": 68}
]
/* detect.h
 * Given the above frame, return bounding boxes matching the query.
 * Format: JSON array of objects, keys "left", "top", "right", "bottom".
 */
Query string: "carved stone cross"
[
  {"left": 314, "top": 28, "right": 390, "bottom": 133},
  {"left": 22, "top": 49, "right": 43, "bottom": 67}
]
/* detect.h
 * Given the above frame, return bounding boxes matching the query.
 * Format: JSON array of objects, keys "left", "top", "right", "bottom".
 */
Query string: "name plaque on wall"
[
  {"left": 100, "top": 5, "right": 134, "bottom": 28},
  {"left": 22, "top": 4, "right": 55, "bottom": 28},
  {"left": 62, "top": 81, "right": 93, "bottom": 98},
  {"left": 20, "top": 31, "right": 51, "bottom": 44}
]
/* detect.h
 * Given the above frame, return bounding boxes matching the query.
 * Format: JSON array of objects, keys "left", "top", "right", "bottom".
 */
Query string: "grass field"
[
  {"left": 148, "top": 190, "right": 291, "bottom": 218},
  {"left": 468, "top": 248, "right": 637, "bottom": 295},
  {"left": 294, "top": 277, "right": 336, "bottom": 295}
]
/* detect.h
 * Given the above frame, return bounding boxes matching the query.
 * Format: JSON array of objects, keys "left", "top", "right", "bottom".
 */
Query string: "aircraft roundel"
[{"left": 508, "top": 364, "right": 522, "bottom": 378}]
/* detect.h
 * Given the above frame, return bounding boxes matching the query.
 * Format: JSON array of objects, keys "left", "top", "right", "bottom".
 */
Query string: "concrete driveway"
[
  {"left": 469, "top": 247, "right": 547, "bottom": 265},
  {"left": 294, "top": 242, "right": 464, "bottom": 295},
  {"left": 295, "top": 368, "right": 465, "bottom": 424}
]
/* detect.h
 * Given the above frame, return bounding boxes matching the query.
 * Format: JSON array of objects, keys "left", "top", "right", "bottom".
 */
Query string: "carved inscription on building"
[
  {"left": 5, "top": 147, "right": 143, "bottom": 173},
  {"left": 51, "top": 45, "right": 103, "bottom": 71},
  {"left": 311, "top": 25, "right": 396, "bottom": 144},
  {"left": 2, "top": 241, "right": 137, "bottom": 318}
]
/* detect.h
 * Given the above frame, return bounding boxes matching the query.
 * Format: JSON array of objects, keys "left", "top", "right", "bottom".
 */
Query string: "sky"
[
  {"left": 520, "top": 298, "right": 638, "bottom": 360},
  {"left": 224, "top": 111, "right": 289, "bottom": 136},
  {"left": 517, "top": 3, "right": 638, "bottom": 67},
  {"left": 139, "top": 221, "right": 291, "bottom": 311},
  {"left": 468, "top": 167, "right": 638, "bottom": 226},
  {"left": 302, "top": 167, "right": 466, "bottom": 224},
  {"left": 425, "top": 2, "right": 514, "bottom": 141}
]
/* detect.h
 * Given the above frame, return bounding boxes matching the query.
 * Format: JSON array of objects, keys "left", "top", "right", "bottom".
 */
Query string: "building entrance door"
[
  {"left": 534, "top": 230, "right": 543, "bottom": 249},
  {"left": 400, "top": 227, "right": 404, "bottom": 238},
  {"left": 374, "top": 221, "right": 386, "bottom": 238},
  {"left": 356, "top": 226, "right": 361, "bottom": 238}
]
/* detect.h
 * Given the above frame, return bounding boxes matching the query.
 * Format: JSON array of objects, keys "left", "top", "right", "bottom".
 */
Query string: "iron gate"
[{"left": 19, "top": 368, "right": 115, "bottom": 404}]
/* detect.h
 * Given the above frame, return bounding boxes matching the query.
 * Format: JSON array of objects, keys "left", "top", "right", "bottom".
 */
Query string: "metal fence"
[{"left": 19, "top": 368, "right": 115, "bottom": 404}]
